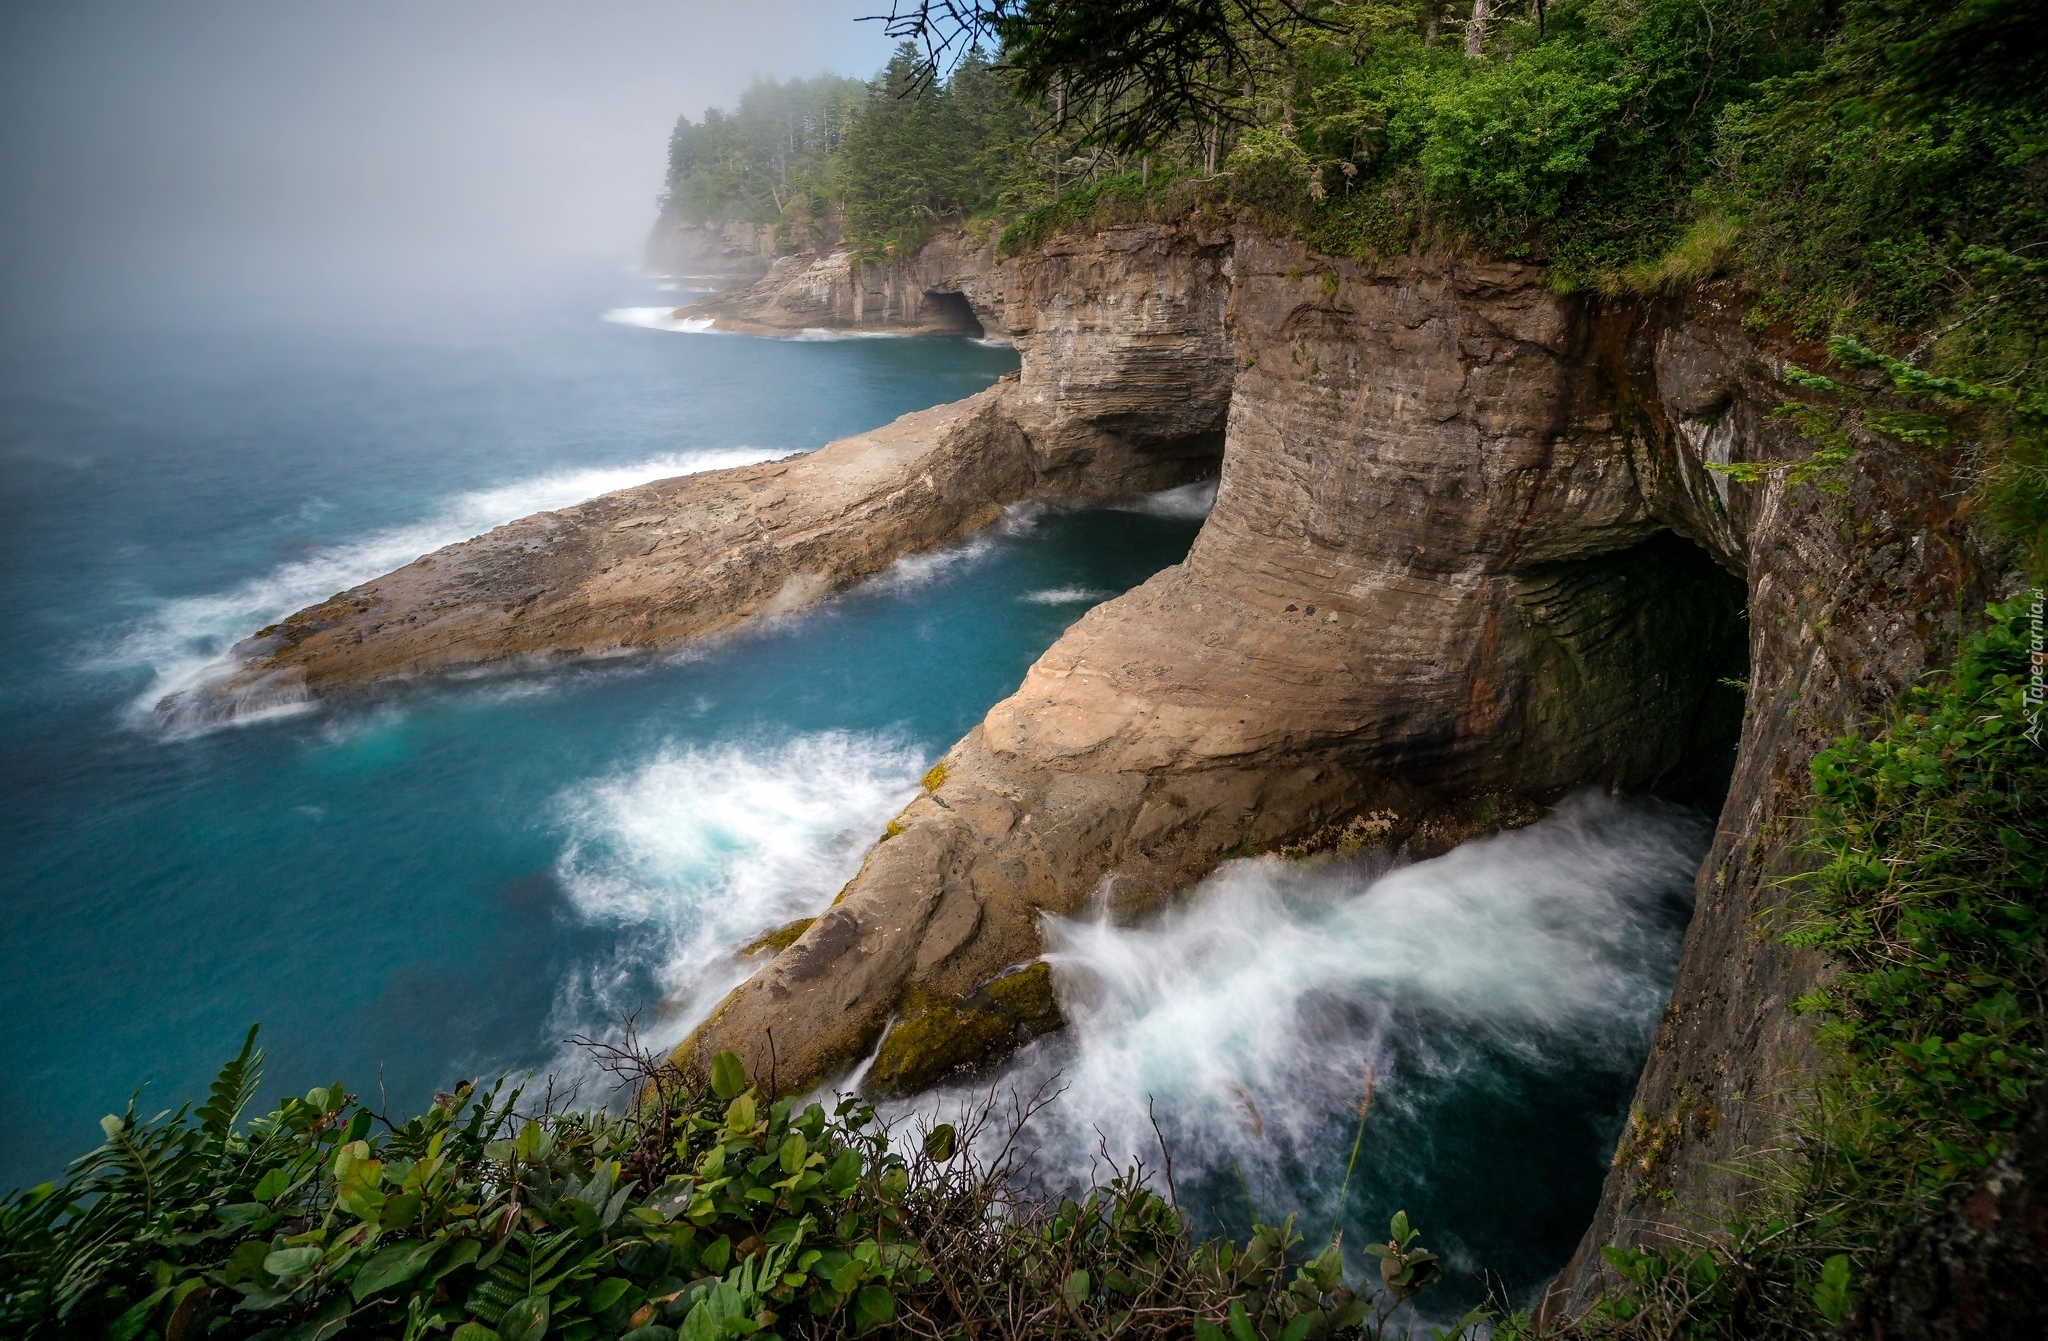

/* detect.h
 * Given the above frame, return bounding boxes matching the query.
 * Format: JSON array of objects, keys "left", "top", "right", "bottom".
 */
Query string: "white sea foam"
[
  {"left": 912, "top": 791, "right": 1704, "bottom": 1203},
  {"left": 601, "top": 310, "right": 921, "bottom": 341},
  {"left": 863, "top": 502, "right": 1047, "bottom": 594},
  {"left": 602, "top": 307, "right": 721, "bottom": 334},
  {"left": 1019, "top": 587, "right": 1111, "bottom": 605},
  {"left": 108, "top": 447, "right": 782, "bottom": 729},
  {"left": 549, "top": 731, "right": 926, "bottom": 1051},
  {"left": 787, "top": 327, "right": 913, "bottom": 342},
  {"left": 1115, "top": 478, "right": 1218, "bottom": 520}
]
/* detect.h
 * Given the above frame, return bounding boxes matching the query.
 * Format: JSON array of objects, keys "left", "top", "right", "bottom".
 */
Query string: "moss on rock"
[
  {"left": 740, "top": 916, "right": 815, "bottom": 956},
  {"left": 866, "top": 962, "right": 1064, "bottom": 1096}
]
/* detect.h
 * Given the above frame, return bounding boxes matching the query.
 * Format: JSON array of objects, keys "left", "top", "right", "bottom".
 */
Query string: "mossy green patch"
[
  {"left": 739, "top": 917, "right": 815, "bottom": 956},
  {"left": 867, "top": 962, "right": 1065, "bottom": 1096}
]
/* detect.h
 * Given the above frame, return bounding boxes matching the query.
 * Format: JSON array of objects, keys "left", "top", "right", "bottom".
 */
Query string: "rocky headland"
[
  {"left": 196, "top": 220, "right": 2004, "bottom": 1313},
  {"left": 674, "top": 227, "right": 1009, "bottom": 337}
]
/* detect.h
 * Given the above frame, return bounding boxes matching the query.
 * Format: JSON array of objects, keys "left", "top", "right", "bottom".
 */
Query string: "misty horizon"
[{"left": 0, "top": 0, "right": 898, "bottom": 312}]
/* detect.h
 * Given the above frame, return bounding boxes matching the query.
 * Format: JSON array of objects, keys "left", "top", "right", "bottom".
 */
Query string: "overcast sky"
[{"left": 0, "top": 0, "right": 896, "bottom": 292}]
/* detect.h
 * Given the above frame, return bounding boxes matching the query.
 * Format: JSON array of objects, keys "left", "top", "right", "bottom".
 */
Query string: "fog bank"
[{"left": 0, "top": 0, "right": 892, "bottom": 314}]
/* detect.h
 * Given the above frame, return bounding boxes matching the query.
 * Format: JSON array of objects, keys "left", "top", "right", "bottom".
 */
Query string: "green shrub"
[{"left": 0, "top": 1030, "right": 1471, "bottom": 1341}]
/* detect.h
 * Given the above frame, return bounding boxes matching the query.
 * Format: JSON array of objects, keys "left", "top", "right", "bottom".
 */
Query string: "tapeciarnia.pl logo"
[{"left": 2027, "top": 588, "right": 2045, "bottom": 748}]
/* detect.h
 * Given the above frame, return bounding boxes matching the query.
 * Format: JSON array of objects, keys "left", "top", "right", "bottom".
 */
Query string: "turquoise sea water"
[
  {"left": 0, "top": 260, "right": 1701, "bottom": 1308},
  {"left": 0, "top": 264, "right": 1199, "bottom": 1182}
]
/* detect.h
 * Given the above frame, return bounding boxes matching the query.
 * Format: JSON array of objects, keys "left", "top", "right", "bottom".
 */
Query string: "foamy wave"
[
  {"left": 863, "top": 502, "right": 1046, "bottom": 595},
  {"left": 108, "top": 447, "right": 782, "bottom": 727},
  {"left": 1115, "top": 478, "right": 1218, "bottom": 520},
  {"left": 551, "top": 731, "right": 926, "bottom": 1046},
  {"left": 1019, "top": 587, "right": 1111, "bottom": 605},
  {"left": 603, "top": 307, "right": 720, "bottom": 334},
  {"left": 914, "top": 791, "right": 1704, "bottom": 1210},
  {"left": 788, "top": 328, "right": 913, "bottom": 342}
]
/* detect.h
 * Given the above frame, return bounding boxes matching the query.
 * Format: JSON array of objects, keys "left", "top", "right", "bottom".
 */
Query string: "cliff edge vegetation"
[
  {"left": 0, "top": 1030, "right": 1470, "bottom": 1341},
  {"left": 990, "top": 0, "right": 2044, "bottom": 571}
]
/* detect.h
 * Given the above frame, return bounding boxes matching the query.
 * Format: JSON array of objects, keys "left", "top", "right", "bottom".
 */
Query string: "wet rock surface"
[
  {"left": 183, "top": 225, "right": 1237, "bottom": 717},
  {"left": 866, "top": 961, "right": 1065, "bottom": 1096}
]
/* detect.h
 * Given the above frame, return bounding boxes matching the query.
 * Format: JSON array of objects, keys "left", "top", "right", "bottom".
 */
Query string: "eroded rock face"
[
  {"left": 644, "top": 214, "right": 778, "bottom": 280},
  {"left": 1000, "top": 225, "right": 1236, "bottom": 464},
  {"left": 676, "top": 237, "right": 1999, "bottom": 1319},
  {"left": 676, "top": 241, "right": 1758, "bottom": 1097},
  {"left": 186, "top": 392, "right": 1034, "bottom": 715},
  {"left": 1546, "top": 288, "right": 1997, "bottom": 1312},
  {"left": 679, "top": 228, "right": 1009, "bottom": 337}
]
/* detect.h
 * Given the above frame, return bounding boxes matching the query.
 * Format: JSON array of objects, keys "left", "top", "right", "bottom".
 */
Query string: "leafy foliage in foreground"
[
  {"left": 0, "top": 1031, "right": 1470, "bottom": 1341},
  {"left": 1523, "top": 594, "right": 2048, "bottom": 1338}
]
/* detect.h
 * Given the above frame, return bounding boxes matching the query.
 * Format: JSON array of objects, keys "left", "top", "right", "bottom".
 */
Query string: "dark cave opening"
[
  {"left": 1510, "top": 529, "right": 1750, "bottom": 813},
  {"left": 920, "top": 289, "right": 985, "bottom": 337}
]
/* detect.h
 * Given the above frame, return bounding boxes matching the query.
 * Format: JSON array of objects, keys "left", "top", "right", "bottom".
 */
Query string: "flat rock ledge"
[{"left": 167, "top": 381, "right": 1215, "bottom": 725}]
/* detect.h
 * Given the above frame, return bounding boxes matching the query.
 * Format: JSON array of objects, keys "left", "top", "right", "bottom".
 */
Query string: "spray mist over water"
[
  {"left": 1114, "top": 478, "right": 1217, "bottom": 520},
  {"left": 104, "top": 447, "right": 784, "bottom": 725},
  {"left": 550, "top": 731, "right": 926, "bottom": 1055},
  {"left": 914, "top": 792, "right": 1706, "bottom": 1300}
]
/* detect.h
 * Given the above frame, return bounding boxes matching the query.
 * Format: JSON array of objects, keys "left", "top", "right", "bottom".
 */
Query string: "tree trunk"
[{"left": 1465, "top": 0, "right": 1491, "bottom": 57}]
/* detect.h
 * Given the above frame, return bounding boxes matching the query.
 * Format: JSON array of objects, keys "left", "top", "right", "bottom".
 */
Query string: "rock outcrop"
[
  {"left": 673, "top": 232, "right": 1997, "bottom": 1320},
  {"left": 644, "top": 213, "right": 778, "bottom": 279},
  {"left": 679, "top": 228, "right": 1008, "bottom": 337},
  {"left": 184, "top": 225, "right": 1234, "bottom": 713},
  {"left": 192, "top": 392, "right": 1035, "bottom": 710},
  {"left": 677, "top": 239, "right": 1760, "bottom": 1094}
]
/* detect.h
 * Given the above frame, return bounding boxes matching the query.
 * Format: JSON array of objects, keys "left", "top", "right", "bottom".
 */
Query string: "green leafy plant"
[{"left": 1, "top": 1022, "right": 1466, "bottom": 1340}]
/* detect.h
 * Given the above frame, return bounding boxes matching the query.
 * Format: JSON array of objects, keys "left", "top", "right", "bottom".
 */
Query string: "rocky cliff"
[
  {"left": 671, "top": 230, "right": 1995, "bottom": 1309},
  {"left": 643, "top": 213, "right": 779, "bottom": 279},
  {"left": 677, "top": 227, "right": 1009, "bottom": 337},
  {"left": 205, "top": 219, "right": 2000, "bottom": 1317}
]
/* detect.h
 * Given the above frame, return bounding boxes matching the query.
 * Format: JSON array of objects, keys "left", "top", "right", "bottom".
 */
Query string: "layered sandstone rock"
[
  {"left": 675, "top": 235, "right": 1998, "bottom": 1324},
  {"left": 676, "top": 240, "right": 1758, "bottom": 1096},
  {"left": 1546, "top": 288, "right": 1998, "bottom": 1310},
  {"left": 185, "top": 392, "right": 1031, "bottom": 713},
  {"left": 679, "top": 228, "right": 1008, "bottom": 336}
]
